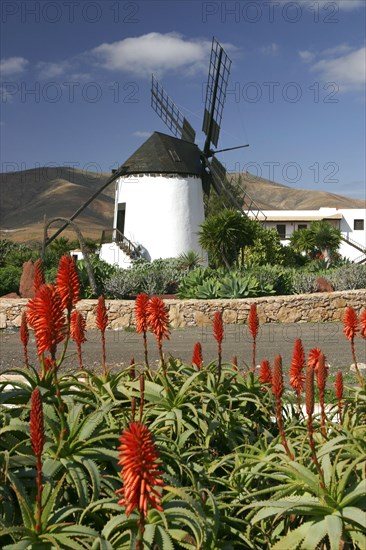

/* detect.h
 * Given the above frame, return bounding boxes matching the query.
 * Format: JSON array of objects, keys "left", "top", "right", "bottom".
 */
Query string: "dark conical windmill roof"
[{"left": 121, "top": 132, "right": 202, "bottom": 176}]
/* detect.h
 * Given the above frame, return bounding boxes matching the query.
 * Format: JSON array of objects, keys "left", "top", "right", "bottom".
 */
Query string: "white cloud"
[
  {"left": 322, "top": 44, "right": 353, "bottom": 57},
  {"left": 299, "top": 50, "right": 315, "bottom": 63},
  {"left": 261, "top": 43, "right": 279, "bottom": 56},
  {"left": 37, "top": 61, "right": 71, "bottom": 79},
  {"left": 311, "top": 46, "right": 366, "bottom": 91},
  {"left": 91, "top": 33, "right": 222, "bottom": 77},
  {"left": 133, "top": 130, "right": 152, "bottom": 138},
  {"left": 0, "top": 56, "right": 29, "bottom": 76}
]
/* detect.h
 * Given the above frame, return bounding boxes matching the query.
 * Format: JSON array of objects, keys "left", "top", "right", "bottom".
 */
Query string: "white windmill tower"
[{"left": 100, "top": 38, "right": 265, "bottom": 267}]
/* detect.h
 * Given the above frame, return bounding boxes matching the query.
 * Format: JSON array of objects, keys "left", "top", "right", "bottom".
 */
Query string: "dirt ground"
[{"left": 1, "top": 322, "right": 365, "bottom": 377}]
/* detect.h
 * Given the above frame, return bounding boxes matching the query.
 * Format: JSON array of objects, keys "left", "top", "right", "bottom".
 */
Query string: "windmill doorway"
[{"left": 117, "top": 203, "right": 126, "bottom": 235}]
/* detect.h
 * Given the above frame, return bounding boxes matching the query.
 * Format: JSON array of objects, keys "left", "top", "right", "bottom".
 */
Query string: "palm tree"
[
  {"left": 198, "top": 209, "right": 257, "bottom": 268},
  {"left": 290, "top": 221, "right": 341, "bottom": 265},
  {"left": 310, "top": 221, "right": 342, "bottom": 264},
  {"left": 290, "top": 228, "right": 315, "bottom": 256}
]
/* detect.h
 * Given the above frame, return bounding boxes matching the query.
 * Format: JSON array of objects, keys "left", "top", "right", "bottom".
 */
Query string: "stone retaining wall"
[{"left": 1, "top": 290, "right": 365, "bottom": 330}]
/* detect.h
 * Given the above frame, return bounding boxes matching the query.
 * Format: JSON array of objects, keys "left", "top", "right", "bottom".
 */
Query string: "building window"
[
  {"left": 354, "top": 219, "right": 364, "bottom": 230},
  {"left": 276, "top": 224, "right": 286, "bottom": 239},
  {"left": 298, "top": 224, "right": 307, "bottom": 230}
]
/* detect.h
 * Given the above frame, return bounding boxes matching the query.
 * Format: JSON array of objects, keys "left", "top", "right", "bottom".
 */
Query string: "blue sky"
[{"left": 1, "top": 0, "right": 365, "bottom": 198}]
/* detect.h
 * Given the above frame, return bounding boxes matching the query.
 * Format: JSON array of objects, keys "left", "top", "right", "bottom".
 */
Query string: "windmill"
[
  {"left": 150, "top": 38, "right": 264, "bottom": 218},
  {"left": 46, "top": 38, "right": 264, "bottom": 267}
]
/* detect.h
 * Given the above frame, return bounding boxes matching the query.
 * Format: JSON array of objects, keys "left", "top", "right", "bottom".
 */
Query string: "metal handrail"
[
  {"left": 341, "top": 234, "right": 366, "bottom": 254},
  {"left": 100, "top": 228, "right": 141, "bottom": 259},
  {"left": 353, "top": 253, "right": 366, "bottom": 264}
]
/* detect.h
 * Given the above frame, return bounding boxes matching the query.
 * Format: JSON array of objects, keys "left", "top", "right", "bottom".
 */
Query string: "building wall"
[
  {"left": 112, "top": 174, "right": 206, "bottom": 264},
  {"left": 256, "top": 208, "right": 365, "bottom": 262}
]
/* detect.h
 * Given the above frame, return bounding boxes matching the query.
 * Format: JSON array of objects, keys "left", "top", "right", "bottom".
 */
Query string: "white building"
[
  {"left": 252, "top": 207, "right": 366, "bottom": 263},
  {"left": 99, "top": 132, "right": 206, "bottom": 268}
]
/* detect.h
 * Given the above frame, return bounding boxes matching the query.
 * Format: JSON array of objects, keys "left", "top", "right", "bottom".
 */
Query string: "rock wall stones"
[{"left": 1, "top": 290, "right": 365, "bottom": 330}]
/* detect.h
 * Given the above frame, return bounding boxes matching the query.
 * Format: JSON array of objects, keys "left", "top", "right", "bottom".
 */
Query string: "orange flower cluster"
[
  {"left": 289, "top": 338, "right": 305, "bottom": 395},
  {"left": 116, "top": 422, "right": 164, "bottom": 518},
  {"left": 192, "top": 341, "right": 203, "bottom": 369},
  {"left": 70, "top": 310, "right": 87, "bottom": 346},
  {"left": 70, "top": 310, "right": 87, "bottom": 369},
  {"left": 56, "top": 255, "right": 80, "bottom": 313},
  {"left": 146, "top": 297, "right": 170, "bottom": 346},
  {"left": 343, "top": 306, "right": 359, "bottom": 341},
  {"left": 213, "top": 311, "right": 224, "bottom": 346},
  {"left": 27, "top": 284, "right": 67, "bottom": 357},
  {"left": 271, "top": 354, "right": 284, "bottom": 399},
  {"left": 259, "top": 359, "right": 272, "bottom": 385},
  {"left": 307, "top": 347, "right": 328, "bottom": 374},
  {"left": 248, "top": 303, "right": 259, "bottom": 340},
  {"left": 135, "top": 293, "right": 149, "bottom": 334},
  {"left": 96, "top": 295, "right": 108, "bottom": 333}
]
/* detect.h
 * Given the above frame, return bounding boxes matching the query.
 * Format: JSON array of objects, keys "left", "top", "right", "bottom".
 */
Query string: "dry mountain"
[{"left": 0, "top": 167, "right": 364, "bottom": 243}]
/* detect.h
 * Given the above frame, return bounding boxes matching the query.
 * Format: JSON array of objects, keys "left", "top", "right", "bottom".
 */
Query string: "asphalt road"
[{"left": 1, "top": 322, "right": 365, "bottom": 376}]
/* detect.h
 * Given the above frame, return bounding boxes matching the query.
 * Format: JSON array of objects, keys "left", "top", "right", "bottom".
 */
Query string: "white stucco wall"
[{"left": 111, "top": 174, "right": 206, "bottom": 264}]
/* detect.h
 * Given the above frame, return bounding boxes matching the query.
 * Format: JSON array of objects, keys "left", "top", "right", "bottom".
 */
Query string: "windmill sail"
[
  {"left": 202, "top": 38, "right": 232, "bottom": 152},
  {"left": 151, "top": 75, "right": 196, "bottom": 143}
]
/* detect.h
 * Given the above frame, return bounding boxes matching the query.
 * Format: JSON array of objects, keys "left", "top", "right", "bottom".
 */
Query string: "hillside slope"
[{"left": 0, "top": 167, "right": 364, "bottom": 243}]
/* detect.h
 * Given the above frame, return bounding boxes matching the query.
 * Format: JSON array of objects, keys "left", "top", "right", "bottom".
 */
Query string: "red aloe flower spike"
[
  {"left": 289, "top": 338, "right": 305, "bottom": 412},
  {"left": 259, "top": 359, "right": 272, "bottom": 385},
  {"left": 335, "top": 371, "right": 344, "bottom": 424},
  {"left": 271, "top": 354, "right": 284, "bottom": 400},
  {"left": 248, "top": 303, "right": 259, "bottom": 372},
  {"left": 317, "top": 352, "right": 328, "bottom": 437},
  {"left": 271, "top": 354, "right": 293, "bottom": 459},
  {"left": 305, "top": 363, "right": 325, "bottom": 487},
  {"left": 343, "top": 306, "right": 359, "bottom": 340},
  {"left": 55, "top": 254, "right": 80, "bottom": 316},
  {"left": 135, "top": 293, "right": 150, "bottom": 368},
  {"left": 70, "top": 310, "right": 87, "bottom": 369},
  {"left": 116, "top": 422, "right": 164, "bottom": 545},
  {"left": 343, "top": 306, "right": 363, "bottom": 388},
  {"left": 213, "top": 311, "right": 224, "bottom": 379},
  {"left": 33, "top": 258, "right": 45, "bottom": 295},
  {"left": 308, "top": 347, "right": 322, "bottom": 372},
  {"left": 27, "top": 284, "right": 67, "bottom": 359},
  {"left": 30, "top": 388, "right": 45, "bottom": 533},
  {"left": 146, "top": 297, "right": 170, "bottom": 366},
  {"left": 96, "top": 295, "right": 108, "bottom": 376},
  {"left": 360, "top": 309, "right": 366, "bottom": 339},
  {"left": 232, "top": 355, "right": 238, "bottom": 370},
  {"left": 20, "top": 311, "right": 30, "bottom": 368},
  {"left": 192, "top": 341, "right": 203, "bottom": 370}
]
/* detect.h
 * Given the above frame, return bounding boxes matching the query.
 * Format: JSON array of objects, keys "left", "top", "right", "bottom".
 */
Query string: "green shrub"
[
  {"left": 105, "top": 258, "right": 186, "bottom": 298},
  {"left": 327, "top": 264, "right": 366, "bottom": 290},
  {"left": 291, "top": 271, "right": 318, "bottom": 294},
  {"left": 78, "top": 255, "right": 118, "bottom": 298},
  {"left": 177, "top": 268, "right": 272, "bottom": 299},
  {"left": 0, "top": 265, "right": 22, "bottom": 295},
  {"left": 248, "top": 265, "right": 295, "bottom": 295}
]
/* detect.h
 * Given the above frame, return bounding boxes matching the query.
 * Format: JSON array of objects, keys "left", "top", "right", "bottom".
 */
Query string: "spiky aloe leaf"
[{"left": 7, "top": 472, "right": 34, "bottom": 529}]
